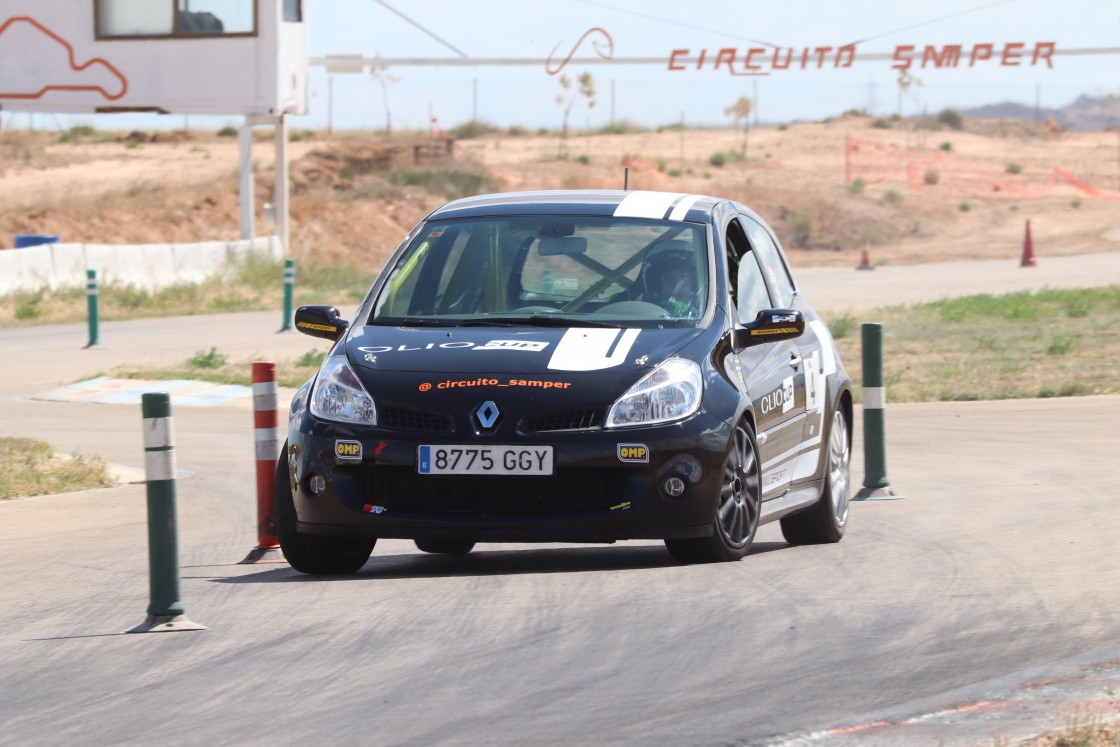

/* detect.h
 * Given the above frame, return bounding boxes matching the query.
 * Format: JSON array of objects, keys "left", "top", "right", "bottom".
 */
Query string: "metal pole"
[
  {"left": 854, "top": 323, "right": 899, "bottom": 500},
  {"left": 84, "top": 269, "right": 99, "bottom": 348},
  {"left": 129, "top": 393, "right": 206, "bottom": 632},
  {"left": 281, "top": 258, "right": 295, "bottom": 332},
  {"left": 239, "top": 120, "right": 254, "bottom": 240}
]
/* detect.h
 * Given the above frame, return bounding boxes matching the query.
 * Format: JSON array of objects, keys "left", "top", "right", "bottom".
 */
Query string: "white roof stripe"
[
  {"left": 668, "top": 194, "right": 702, "bottom": 221},
  {"left": 613, "top": 191, "right": 684, "bottom": 220}
]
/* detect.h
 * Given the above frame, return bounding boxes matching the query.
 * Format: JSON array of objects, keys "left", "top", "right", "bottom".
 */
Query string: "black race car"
[{"left": 279, "top": 190, "right": 852, "bottom": 573}]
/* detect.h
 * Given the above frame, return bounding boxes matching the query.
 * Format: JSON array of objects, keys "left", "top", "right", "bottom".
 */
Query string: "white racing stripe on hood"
[
  {"left": 613, "top": 191, "right": 685, "bottom": 219},
  {"left": 547, "top": 328, "right": 641, "bottom": 371}
]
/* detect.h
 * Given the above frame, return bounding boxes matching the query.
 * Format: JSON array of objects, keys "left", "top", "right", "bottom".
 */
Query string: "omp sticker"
[
  {"left": 750, "top": 326, "right": 801, "bottom": 336},
  {"left": 547, "top": 328, "right": 640, "bottom": 371},
  {"left": 617, "top": 444, "right": 649, "bottom": 463},
  {"left": 335, "top": 440, "right": 362, "bottom": 460},
  {"left": 613, "top": 191, "right": 684, "bottom": 219}
]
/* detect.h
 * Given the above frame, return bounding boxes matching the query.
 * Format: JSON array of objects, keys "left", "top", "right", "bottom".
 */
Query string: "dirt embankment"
[{"left": 1, "top": 117, "right": 1118, "bottom": 273}]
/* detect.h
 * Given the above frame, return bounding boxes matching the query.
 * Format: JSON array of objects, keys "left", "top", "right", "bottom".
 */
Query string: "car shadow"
[{"left": 215, "top": 540, "right": 789, "bottom": 583}]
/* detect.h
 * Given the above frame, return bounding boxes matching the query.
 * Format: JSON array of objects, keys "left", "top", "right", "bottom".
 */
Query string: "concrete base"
[
  {"left": 853, "top": 486, "right": 904, "bottom": 501},
  {"left": 239, "top": 546, "right": 286, "bottom": 564},
  {"left": 127, "top": 614, "right": 208, "bottom": 633}
]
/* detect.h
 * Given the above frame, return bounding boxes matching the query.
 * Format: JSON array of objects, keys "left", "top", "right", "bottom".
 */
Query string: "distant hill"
[{"left": 961, "top": 94, "right": 1119, "bottom": 132}]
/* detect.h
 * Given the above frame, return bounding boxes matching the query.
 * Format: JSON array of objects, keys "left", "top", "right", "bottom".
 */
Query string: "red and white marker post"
[{"left": 240, "top": 361, "right": 285, "bottom": 563}]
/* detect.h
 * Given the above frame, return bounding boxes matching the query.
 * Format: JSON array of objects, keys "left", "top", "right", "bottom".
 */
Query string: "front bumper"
[{"left": 285, "top": 412, "right": 733, "bottom": 543}]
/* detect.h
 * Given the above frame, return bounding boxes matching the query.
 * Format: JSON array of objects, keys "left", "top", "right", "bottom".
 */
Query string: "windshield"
[{"left": 370, "top": 215, "right": 708, "bottom": 327}]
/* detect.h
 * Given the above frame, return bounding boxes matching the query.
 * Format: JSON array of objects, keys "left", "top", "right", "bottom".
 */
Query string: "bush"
[
  {"left": 849, "top": 178, "right": 866, "bottom": 194},
  {"left": 709, "top": 152, "right": 727, "bottom": 167},
  {"left": 448, "top": 120, "right": 500, "bottom": 139},
  {"left": 936, "top": 108, "right": 964, "bottom": 131},
  {"left": 1071, "top": 197, "right": 1082, "bottom": 209},
  {"left": 575, "top": 154, "right": 590, "bottom": 165},
  {"left": 884, "top": 188, "right": 903, "bottom": 204},
  {"left": 217, "top": 126, "right": 238, "bottom": 137},
  {"left": 1005, "top": 163, "right": 1022, "bottom": 174},
  {"left": 959, "top": 202, "right": 970, "bottom": 212},
  {"left": 872, "top": 118, "right": 892, "bottom": 129},
  {"left": 939, "top": 141, "right": 952, "bottom": 151},
  {"left": 787, "top": 210, "right": 812, "bottom": 248},
  {"left": 923, "top": 170, "right": 940, "bottom": 185},
  {"left": 189, "top": 347, "right": 228, "bottom": 369},
  {"left": 777, "top": 123, "right": 789, "bottom": 131}
]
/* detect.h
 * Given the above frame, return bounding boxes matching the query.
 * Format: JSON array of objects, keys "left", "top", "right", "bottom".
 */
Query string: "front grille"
[
  {"left": 524, "top": 408, "right": 603, "bottom": 432},
  {"left": 379, "top": 404, "right": 454, "bottom": 433},
  {"left": 352, "top": 468, "right": 630, "bottom": 516}
]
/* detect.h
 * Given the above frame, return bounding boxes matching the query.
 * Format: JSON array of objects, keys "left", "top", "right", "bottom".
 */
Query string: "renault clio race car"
[{"left": 278, "top": 190, "right": 852, "bottom": 573}]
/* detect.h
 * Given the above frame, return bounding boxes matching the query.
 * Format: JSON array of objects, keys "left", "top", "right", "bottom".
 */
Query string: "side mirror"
[
  {"left": 733, "top": 309, "right": 805, "bottom": 349},
  {"left": 294, "top": 305, "right": 349, "bottom": 341}
]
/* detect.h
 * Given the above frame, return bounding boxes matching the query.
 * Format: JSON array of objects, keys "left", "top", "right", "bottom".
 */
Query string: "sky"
[
  {"left": 300, "top": 0, "right": 1120, "bottom": 132},
  {"left": 4, "top": 0, "right": 1118, "bottom": 132}
]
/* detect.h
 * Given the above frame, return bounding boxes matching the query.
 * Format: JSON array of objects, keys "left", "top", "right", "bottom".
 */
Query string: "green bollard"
[
  {"left": 853, "top": 323, "right": 901, "bottom": 500},
  {"left": 280, "top": 258, "right": 295, "bottom": 332},
  {"left": 128, "top": 393, "right": 206, "bottom": 633},
  {"left": 84, "top": 269, "right": 99, "bottom": 348}
]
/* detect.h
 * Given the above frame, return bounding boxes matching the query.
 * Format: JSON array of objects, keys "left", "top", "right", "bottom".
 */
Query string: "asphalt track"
[{"left": 1, "top": 253, "right": 1118, "bottom": 746}]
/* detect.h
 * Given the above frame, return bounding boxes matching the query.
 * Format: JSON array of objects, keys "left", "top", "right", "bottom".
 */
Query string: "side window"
[
  {"left": 728, "top": 219, "right": 773, "bottom": 325},
  {"left": 744, "top": 217, "right": 795, "bottom": 308}
]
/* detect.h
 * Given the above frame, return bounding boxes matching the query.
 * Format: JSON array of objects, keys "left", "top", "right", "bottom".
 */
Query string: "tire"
[
  {"left": 780, "top": 408, "right": 851, "bottom": 545},
  {"left": 665, "top": 420, "right": 761, "bottom": 564},
  {"left": 415, "top": 539, "right": 475, "bottom": 555},
  {"left": 276, "top": 444, "right": 375, "bottom": 575}
]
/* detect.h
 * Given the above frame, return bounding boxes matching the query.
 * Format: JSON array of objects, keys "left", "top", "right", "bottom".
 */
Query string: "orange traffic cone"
[
  {"left": 1020, "top": 219, "right": 1037, "bottom": 267},
  {"left": 856, "top": 243, "right": 874, "bottom": 271}
]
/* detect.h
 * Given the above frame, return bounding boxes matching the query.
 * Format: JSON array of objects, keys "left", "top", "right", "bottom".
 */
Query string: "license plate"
[{"left": 418, "top": 445, "right": 554, "bottom": 475}]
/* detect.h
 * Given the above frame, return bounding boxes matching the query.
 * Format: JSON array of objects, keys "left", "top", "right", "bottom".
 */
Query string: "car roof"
[{"left": 426, "top": 190, "right": 727, "bottom": 223}]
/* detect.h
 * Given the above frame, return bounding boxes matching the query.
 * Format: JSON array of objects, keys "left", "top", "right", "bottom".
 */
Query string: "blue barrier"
[{"left": 13, "top": 234, "right": 59, "bottom": 249}]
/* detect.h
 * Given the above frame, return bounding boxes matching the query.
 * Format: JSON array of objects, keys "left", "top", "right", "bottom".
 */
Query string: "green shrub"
[
  {"left": 959, "top": 202, "right": 970, "bottom": 212},
  {"left": 777, "top": 123, "right": 788, "bottom": 131},
  {"left": 449, "top": 120, "right": 500, "bottom": 139},
  {"left": 709, "top": 152, "right": 727, "bottom": 167},
  {"left": 884, "top": 188, "right": 903, "bottom": 204},
  {"left": 936, "top": 108, "right": 964, "bottom": 130},
  {"left": 849, "top": 178, "right": 866, "bottom": 194},
  {"left": 787, "top": 211, "right": 812, "bottom": 248},
  {"left": 872, "top": 118, "right": 892, "bottom": 129},
  {"left": 575, "top": 154, "right": 590, "bottom": 165},
  {"left": 923, "top": 170, "right": 940, "bottom": 185},
  {"left": 829, "top": 315, "right": 855, "bottom": 339},
  {"left": 189, "top": 347, "right": 228, "bottom": 368},
  {"left": 217, "top": 126, "right": 238, "bottom": 137},
  {"left": 1071, "top": 197, "right": 1082, "bottom": 209},
  {"left": 1005, "top": 163, "right": 1022, "bottom": 174},
  {"left": 939, "top": 141, "right": 952, "bottom": 151}
]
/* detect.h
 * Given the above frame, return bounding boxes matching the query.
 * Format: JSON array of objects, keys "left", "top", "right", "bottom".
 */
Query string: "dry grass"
[
  {"left": 828, "top": 287, "right": 1120, "bottom": 402},
  {"left": 0, "top": 437, "right": 113, "bottom": 499}
]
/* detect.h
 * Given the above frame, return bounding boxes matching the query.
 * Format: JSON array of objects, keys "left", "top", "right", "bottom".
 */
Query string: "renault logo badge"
[{"left": 475, "top": 400, "right": 501, "bottom": 430}]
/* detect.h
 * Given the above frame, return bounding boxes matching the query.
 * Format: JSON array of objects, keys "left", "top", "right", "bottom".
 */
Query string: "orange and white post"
[{"left": 241, "top": 361, "right": 285, "bottom": 563}]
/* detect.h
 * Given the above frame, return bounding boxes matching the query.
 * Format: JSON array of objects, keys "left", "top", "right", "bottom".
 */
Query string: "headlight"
[
  {"left": 606, "top": 359, "right": 702, "bottom": 428},
  {"left": 310, "top": 355, "right": 377, "bottom": 426}
]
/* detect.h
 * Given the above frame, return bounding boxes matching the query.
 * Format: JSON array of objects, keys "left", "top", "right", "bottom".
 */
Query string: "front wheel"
[
  {"left": 276, "top": 444, "right": 375, "bottom": 575},
  {"left": 780, "top": 408, "right": 850, "bottom": 545},
  {"left": 665, "top": 420, "right": 761, "bottom": 564}
]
